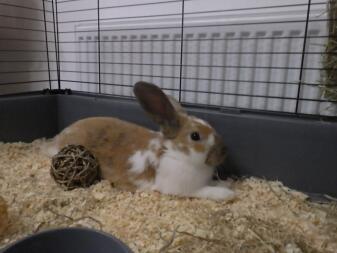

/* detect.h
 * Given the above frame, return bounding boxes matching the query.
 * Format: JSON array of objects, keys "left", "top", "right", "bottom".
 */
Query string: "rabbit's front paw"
[{"left": 194, "top": 186, "right": 236, "bottom": 201}]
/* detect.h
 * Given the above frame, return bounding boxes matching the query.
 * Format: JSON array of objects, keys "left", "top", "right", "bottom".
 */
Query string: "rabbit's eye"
[{"left": 190, "top": 132, "right": 200, "bottom": 141}]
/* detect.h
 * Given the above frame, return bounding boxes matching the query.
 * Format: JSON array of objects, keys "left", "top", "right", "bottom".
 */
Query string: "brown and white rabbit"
[{"left": 47, "top": 82, "right": 235, "bottom": 200}]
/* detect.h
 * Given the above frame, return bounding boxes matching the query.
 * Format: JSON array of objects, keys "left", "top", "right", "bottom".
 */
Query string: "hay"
[
  {"left": 322, "top": 0, "right": 337, "bottom": 101},
  {"left": 0, "top": 140, "right": 336, "bottom": 253}
]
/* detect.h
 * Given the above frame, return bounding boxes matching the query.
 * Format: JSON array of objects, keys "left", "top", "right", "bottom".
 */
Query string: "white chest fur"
[
  {"left": 153, "top": 141, "right": 214, "bottom": 195},
  {"left": 128, "top": 138, "right": 235, "bottom": 200}
]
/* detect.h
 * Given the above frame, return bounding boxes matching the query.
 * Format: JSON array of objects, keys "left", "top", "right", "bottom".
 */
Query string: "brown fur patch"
[
  {"left": 56, "top": 117, "right": 158, "bottom": 191},
  {"left": 135, "top": 165, "right": 156, "bottom": 181}
]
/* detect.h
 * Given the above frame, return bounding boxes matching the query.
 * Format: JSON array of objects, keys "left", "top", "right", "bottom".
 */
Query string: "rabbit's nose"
[
  {"left": 205, "top": 136, "right": 227, "bottom": 167},
  {"left": 218, "top": 144, "right": 227, "bottom": 160},
  {"left": 216, "top": 136, "right": 226, "bottom": 152},
  {"left": 220, "top": 145, "right": 227, "bottom": 156}
]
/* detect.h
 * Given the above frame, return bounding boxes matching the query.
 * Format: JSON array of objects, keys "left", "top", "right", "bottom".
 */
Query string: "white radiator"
[{"left": 57, "top": 2, "right": 337, "bottom": 116}]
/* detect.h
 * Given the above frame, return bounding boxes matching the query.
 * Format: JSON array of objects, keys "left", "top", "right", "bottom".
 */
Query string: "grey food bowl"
[{"left": 0, "top": 228, "right": 133, "bottom": 253}]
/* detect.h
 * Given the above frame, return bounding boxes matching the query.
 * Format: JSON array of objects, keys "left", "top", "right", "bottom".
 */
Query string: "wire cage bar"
[{"left": 0, "top": 0, "right": 336, "bottom": 117}]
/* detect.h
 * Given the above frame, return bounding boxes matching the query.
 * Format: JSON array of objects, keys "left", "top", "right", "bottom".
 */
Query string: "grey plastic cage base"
[{"left": 1, "top": 92, "right": 336, "bottom": 197}]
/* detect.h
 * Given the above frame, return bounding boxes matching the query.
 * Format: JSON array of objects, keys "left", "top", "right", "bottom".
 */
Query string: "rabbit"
[{"left": 47, "top": 81, "right": 235, "bottom": 201}]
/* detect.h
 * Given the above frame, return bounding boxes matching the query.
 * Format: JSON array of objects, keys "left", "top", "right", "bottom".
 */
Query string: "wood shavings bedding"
[{"left": 0, "top": 140, "right": 336, "bottom": 253}]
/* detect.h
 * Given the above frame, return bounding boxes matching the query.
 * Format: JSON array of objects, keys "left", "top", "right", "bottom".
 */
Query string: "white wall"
[{"left": 0, "top": 0, "right": 58, "bottom": 94}]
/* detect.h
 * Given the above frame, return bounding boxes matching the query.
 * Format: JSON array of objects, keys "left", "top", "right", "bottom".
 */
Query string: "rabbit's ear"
[
  {"left": 167, "top": 95, "right": 186, "bottom": 114},
  {"left": 134, "top": 81, "right": 181, "bottom": 138}
]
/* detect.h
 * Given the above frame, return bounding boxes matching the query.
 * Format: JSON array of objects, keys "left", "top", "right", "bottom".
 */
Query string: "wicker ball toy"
[{"left": 51, "top": 145, "right": 100, "bottom": 190}]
